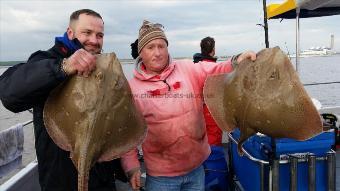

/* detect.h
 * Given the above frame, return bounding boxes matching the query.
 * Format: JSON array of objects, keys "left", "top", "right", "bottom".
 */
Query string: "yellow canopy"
[
  {"left": 267, "top": 0, "right": 340, "bottom": 19},
  {"left": 267, "top": 0, "right": 296, "bottom": 19}
]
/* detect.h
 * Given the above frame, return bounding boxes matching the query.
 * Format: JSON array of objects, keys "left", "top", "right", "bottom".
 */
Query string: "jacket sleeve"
[
  {"left": 0, "top": 51, "right": 67, "bottom": 113},
  {"left": 189, "top": 58, "right": 234, "bottom": 90},
  {"left": 199, "top": 59, "right": 234, "bottom": 75}
]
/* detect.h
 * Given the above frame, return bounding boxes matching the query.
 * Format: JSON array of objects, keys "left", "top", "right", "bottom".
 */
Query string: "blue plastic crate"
[{"left": 230, "top": 129, "right": 334, "bottom": 191}]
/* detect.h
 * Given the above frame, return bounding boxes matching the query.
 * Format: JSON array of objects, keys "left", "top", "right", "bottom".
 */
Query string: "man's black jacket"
[
  {"left": 193, "top": 53, "right": 218, "bottom": 63},
  {"left": 0, "top": 42, "right": 126, "bottom": 191}
]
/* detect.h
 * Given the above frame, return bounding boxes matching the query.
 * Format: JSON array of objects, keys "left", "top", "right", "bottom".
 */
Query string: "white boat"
[
  {"left": 298, "top": 34, "right": 338, "bottom": 57},
  {"left": 300, "top": 48, "right": 336, "bottom": 57},
  {"left": 292, "top": 49, "right": 337, "bottom": 58}
]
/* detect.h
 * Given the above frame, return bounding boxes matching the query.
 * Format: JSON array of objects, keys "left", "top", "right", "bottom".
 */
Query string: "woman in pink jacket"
[{"left": 122, "top": 20, "right": 256, "bottom": 191}]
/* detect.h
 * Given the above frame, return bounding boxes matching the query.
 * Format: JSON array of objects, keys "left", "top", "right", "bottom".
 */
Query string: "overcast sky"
[{"left": 1, "top": 0, "right": 339, "bottom": 61}]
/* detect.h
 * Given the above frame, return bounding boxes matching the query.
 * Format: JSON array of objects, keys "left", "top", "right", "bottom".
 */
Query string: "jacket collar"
[
  {"left": 193, "top": 53, "right": 217, "bottom": 63},
  {"left": 53, "top": 33, "right": 83, "bottom": 58},
  {"left": 134, "top": 55, "right": 175, "bottom": 81}
]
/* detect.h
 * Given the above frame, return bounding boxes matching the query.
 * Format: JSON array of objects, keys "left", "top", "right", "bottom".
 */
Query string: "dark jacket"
[
  {"left": 193, "top": 53, "right": 218, "bottom": 63},
  {"left": 0, "top": 42, "right": 125, "bottom": 191}
]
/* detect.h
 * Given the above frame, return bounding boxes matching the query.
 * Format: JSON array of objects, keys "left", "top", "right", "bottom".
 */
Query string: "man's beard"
[
  {"left": 72, "top": 34, "right": 102, "bottom": 54},
  {"left": 85, "top": 46, "right": 101, "bottom": 54}
]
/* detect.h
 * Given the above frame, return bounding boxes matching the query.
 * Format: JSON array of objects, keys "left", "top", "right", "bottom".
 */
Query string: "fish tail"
[
  {"left": 237, "top": 143, "right": 245, "bottom": 156},
  {"left": 77, "top": 158, "right": 89, "bottom": 191}
]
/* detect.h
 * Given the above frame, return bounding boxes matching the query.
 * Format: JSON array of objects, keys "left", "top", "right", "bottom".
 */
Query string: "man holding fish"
[{"left": 0, "top": 9, "right": 125, "bottom": 191}]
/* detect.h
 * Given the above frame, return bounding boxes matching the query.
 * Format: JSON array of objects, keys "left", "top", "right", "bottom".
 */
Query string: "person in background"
[
  {"left": 131, "top": 39, "right": 139, "bottom": 59},
  {"left": 193, "top": 36, "right": 217, "bottom": 63},
  {"left": 0, "top": 9, "right": 125, "bottom": 191},
  {"left": 121, "top": 20, "right": 256, "bottom": 191},
  {"left": 193, "top": 36, "right": 223, "bottom": 146},
  {"left": 194, "top": 36, "right": 229, "bottom": 191}
]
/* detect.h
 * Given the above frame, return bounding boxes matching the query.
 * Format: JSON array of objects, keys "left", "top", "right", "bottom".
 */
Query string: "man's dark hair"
[
  {"left": 200, "top": 36, "right": 215, "bottom": 56},
  {"left": 70, "top": 9, "right": 103, "bottom": 22}
]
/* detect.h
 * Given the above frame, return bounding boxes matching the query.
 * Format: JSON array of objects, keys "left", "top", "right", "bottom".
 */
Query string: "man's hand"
[
  {"left": 62, "top": 49, "right": 97, "bottom": 77},
  {"left": 128, "top": 169, "right": 141, "bottom": 190},
  {"left": 237, "top": 51, "right": 257, "bottom": 63}
]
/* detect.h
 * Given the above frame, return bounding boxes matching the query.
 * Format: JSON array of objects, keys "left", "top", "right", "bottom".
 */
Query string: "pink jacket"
[{"left": 121, "top": 58, "right": 233, "bottom": 176}]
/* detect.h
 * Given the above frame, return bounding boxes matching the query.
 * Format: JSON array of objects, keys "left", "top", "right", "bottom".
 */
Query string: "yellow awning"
[
  {"left": 267, "top": 0, "right": 297, "bottom": 19},
  {"left": 267, "top": 0, "right": 340, "bottom": 19}
]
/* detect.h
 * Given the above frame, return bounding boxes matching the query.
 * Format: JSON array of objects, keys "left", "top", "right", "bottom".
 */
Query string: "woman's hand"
[
  {"left": 128, "top": 168, "right": 142, "bottom": 190},
  {"left": 237, "top": 51, "right": 257, "bottom": 63}
]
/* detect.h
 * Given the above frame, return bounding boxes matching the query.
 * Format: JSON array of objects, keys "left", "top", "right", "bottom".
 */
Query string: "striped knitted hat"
[{"left": 138, "top": 20, "right": 168, "bottom": 53}]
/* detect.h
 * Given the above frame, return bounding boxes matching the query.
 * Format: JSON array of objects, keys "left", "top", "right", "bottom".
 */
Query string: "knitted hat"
[{"left": 138, "top": 20, "right": 168, "bottom": 53}]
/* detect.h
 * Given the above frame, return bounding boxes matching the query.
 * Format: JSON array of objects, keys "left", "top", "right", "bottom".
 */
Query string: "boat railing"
[
  {"left": 22, "top": 120, "right": 33, "bottom": 127},
  {"left": 227, "top": 131, "right": 336, "bottom": 191},
  {"left": 0, "top": 119, "right": 39, "bottom": 191}
]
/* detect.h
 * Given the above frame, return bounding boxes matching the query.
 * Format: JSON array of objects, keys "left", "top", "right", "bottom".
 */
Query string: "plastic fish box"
[{"left": 229, "top": 129, "right": 334, "bottom": 191}]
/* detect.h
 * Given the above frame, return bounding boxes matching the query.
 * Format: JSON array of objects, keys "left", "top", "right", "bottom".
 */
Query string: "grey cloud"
[{"left": 1, "top": 0, "right": 340, "bottom": 61}]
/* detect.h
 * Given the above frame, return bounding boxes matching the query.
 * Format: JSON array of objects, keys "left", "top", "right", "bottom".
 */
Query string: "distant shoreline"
[
  {"left": 0, "top": 56, "right": 230, "bottom": 66},
  {"left": 0, "top": 61, "right": 23, "bottom": 66},
  {"left": 0, "top": 60, "right": 136, "bottom": 66}
]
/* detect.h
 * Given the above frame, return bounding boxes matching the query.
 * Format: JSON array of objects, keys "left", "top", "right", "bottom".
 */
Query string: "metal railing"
[{"left": 22, "top": 120, "right": 33, "bottom": 127}]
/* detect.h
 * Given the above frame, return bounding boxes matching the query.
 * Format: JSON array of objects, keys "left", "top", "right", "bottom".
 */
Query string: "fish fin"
[
  {"left": 43, "top": 84, "right": 72, "bottom": 152},
  {"left": 204, "top": 73, "right": 235, "bottom": 132},
  {"left": 70, "top": 152, "right": 78, "bottom": 169}
]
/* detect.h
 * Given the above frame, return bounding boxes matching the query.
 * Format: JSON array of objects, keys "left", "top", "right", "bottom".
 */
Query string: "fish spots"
[
  {"left": 277, "top": 98, "right": 282, "bottom": 104},
  {"left": 281, "top": 121, "right": 285, "bottom": 127},
  {"left": 243, "top": 76, "right": 252, "bottom": 90},
  {"left": 269, "top": 69, "right": 280, "bottom": 80},
  {"left": 114, "top": 77, "right": 124, "bottom": 90},
  {"left": 251, "top": 64, "right": 259, "bottom": 73},
  {"left": 95, "top": 72, "right": 104, "bottom": 87},
  {"left": 118, "top": 126, "right": 128, "bottom": 132}
]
